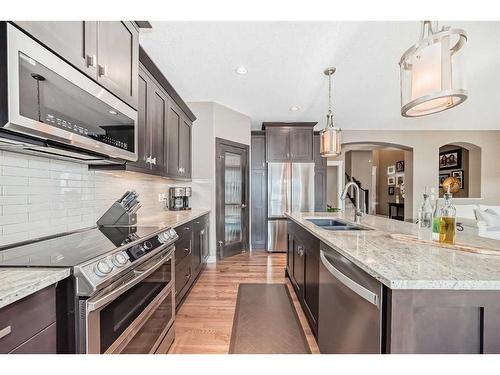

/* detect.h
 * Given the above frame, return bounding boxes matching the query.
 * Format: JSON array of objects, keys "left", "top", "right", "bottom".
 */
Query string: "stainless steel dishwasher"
[{"left": 318, "top": 244, "right": 383, "bottom": 354}]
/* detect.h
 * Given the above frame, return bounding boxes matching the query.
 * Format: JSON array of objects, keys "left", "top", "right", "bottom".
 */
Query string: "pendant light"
[
  {"left": 399, "top": 21, "right": 467, "bottom": 117},
  {"left": 320, "top": 67, "right": 341, "bottom": 158}
]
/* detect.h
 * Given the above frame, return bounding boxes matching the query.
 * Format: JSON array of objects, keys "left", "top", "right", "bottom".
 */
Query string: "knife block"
[{"left": 97, "top": 201, "right": 137, "bottom": 227}]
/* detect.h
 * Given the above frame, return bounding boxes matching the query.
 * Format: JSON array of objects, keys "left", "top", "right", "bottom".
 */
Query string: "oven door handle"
[{"left": 87, "top": 247, "right": 174, "bottom": 312}]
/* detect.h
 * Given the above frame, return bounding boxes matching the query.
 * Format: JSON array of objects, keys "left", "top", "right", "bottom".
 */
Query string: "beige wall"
[
  {"left": 326, "top": 165, "right": 339, "bottom": 208},
  {"left": 339, "top": 130, "right": 500, "bottom": 220},
  {"left": 350, "top": 151, "right": 373, "bottom": 191},
  {"left": 190, "top": 102, "right": 251, "bottom": 260}
]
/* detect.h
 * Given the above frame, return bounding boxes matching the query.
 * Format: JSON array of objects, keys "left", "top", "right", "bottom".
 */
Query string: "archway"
[{"left": 329, "top": 142, "right": 414, "bottom": 221}]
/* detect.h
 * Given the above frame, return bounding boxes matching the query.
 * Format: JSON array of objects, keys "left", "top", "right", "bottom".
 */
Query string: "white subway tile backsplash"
[
  {"left": 0, "top": 213, "right": 28, "bottom": 225},
  {"left": 0, "top": 154, "right": 29, "bottom": 168},
  {"left": 0, "top": 176, "right": 29, "bottom": 186},
  {"left": 0, "top": 150, "right": 186, "bottom": 246},
  {"left": 0, "top": 196, "right": 27, "bottom": 205}
]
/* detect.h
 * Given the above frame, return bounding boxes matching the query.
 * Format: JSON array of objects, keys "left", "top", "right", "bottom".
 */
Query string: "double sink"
[{"left": 306, "top": 218, "right": 372, "bottom": 231}]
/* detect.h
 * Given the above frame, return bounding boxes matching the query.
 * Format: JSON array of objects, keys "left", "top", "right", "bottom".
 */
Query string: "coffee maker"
[{"left": 168, "top": 187, "right": 191, "bottom": 211}]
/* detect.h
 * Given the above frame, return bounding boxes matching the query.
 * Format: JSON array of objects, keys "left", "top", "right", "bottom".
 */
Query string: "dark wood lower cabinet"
[
  {"left": 0, "top": 285, "right": 57, "bottom": 354},
  {"left": 287, "top": 220, "right": 320, "bottom": 337},
  {"left": 174, "top": 214, "right": 209, "bottom": 309}
]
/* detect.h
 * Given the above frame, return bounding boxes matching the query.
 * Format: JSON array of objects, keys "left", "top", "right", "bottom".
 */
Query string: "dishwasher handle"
[{"left": 320, "top": 250, "right": 379, "bottom": 307}]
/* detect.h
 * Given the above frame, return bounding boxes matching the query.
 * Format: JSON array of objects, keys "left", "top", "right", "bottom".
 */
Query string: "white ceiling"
[{"left": 140, "top": 21, "right": 500, "bottom": 130}]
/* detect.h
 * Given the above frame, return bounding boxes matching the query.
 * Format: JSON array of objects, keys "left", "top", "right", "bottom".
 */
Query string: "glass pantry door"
[{"left": 216, "top": 139, "right": 249, "bottom": 259}]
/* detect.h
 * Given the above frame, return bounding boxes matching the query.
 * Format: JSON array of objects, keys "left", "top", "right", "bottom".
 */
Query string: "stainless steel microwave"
[{"left": 0, "top": 23, "right": 138, "bottom": 162}]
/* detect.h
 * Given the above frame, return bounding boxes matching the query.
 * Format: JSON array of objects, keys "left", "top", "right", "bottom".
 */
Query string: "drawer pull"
[
  {"left": 0, "top": 325, "right": 12, "bottom": 340},
  {"left": 184, "top": 248, "right": 191, "bottom": 255},
  {"left": 185, "top": 273, "right": 191, "bottom": 280}
]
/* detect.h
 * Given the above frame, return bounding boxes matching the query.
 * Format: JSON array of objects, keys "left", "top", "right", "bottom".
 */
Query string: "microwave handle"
[{"left": 87, "top": 247, "right": 173, "bottom": 312}]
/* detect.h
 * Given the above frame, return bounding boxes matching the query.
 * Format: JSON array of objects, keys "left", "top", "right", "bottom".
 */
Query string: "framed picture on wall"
[
  {"left": 388, "top": 186, "right": 395, "bottom": 196},
  {"left": 387, "top": 165, "right": 396, "bottom": 175},
  {"left": 388, "top": 176, "right": 396, "bottom": 186},
  {"left": 396, "top": 174, "right": 404, "bottom": 186},
  {"left": 439, "top": 149, "right": 462, "bottom": 170},
  {"left": 439, "top": 172, "right": 450, "bottom": 187},
  {"left": 452, "top": 170, "right": 464, "bottom": 189},
  {"left": 396, "top": 160, "right": 405, "bottom": 172}
]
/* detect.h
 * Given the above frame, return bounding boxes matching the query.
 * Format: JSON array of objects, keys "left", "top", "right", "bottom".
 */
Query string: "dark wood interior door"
[{"left": 216, "top": 138, "right": 249, "bottom": 259}]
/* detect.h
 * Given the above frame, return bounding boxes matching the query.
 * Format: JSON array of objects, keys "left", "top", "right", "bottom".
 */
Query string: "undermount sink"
[{"left": 306, "top": 218, "right": 372, "bottom": 231}]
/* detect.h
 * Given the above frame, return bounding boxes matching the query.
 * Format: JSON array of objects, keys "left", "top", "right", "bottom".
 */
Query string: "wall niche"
[{"left": 438, "top": 143, "right": 481, "bottom": 198}]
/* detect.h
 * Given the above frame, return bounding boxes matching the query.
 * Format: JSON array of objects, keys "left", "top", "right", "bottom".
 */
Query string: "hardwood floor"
[{"left": 167, "top": 251, "right": 320, "bottom": 354}]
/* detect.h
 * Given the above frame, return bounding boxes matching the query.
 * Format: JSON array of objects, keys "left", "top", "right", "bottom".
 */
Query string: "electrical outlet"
[{"left": 158, "top": 193, "right": 165, "bottom": 202}]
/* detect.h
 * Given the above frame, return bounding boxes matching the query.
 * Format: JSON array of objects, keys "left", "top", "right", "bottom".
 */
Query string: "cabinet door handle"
[
  {"left": 86, "top": 54, "right": 97, "bottom": 68},
  {"left": 297, "top": 245, "right": 304, "bottom": 256},
  {"left": 98, "top": 64, "right": 108, "bottom": 77},
  {"left": 0, "top": 325, "right": 12, "bottom": 340},
  {"left": 185, "top": 273, "right": 191, "bottom": 280},
  {"left": 146, "top": 156, "right": 152, "bottom": 164},
  {"left": 151, "top": 157, "right": 157, "bottom": 165}
]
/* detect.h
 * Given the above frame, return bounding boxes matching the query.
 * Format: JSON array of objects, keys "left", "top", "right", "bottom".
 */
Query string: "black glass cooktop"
[{"left": 0, "top": 225, "right": 161, "bottom": 267}]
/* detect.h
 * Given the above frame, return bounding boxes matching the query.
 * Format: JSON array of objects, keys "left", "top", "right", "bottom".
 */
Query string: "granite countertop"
[
  {"left": 286, "top": 211, "right": 500, "bottom": 290},
  {"left": 138, "top": 208, "right": 210, "bottom": 229},
  {"left": 0, "top": 268, "right": 70, "bottom": 309}
]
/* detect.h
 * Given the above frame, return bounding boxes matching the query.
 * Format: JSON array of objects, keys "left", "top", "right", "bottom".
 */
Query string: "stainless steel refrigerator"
[{"left": 267, "top": 163, "right": 315, "bottom": 252}]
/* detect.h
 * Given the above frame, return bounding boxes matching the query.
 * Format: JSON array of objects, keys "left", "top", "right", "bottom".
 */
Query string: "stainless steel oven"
[
  {"left": 81, "top": 246, "right": 175, "bottom": 354},
  {"left": 0, "top": 23, "right": 137, "bottom": 162}
]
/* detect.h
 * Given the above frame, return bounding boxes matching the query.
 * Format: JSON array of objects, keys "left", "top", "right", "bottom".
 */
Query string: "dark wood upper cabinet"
[
  {"left": 179, "top": 117, "right": 192, "bottom": 178},
  {"left": 14, "top": 21, "right": 98, "bottom": 79},
  {"left": 134, "top": 73, "right": 151, "bottom": 170},
  {"left": 91, "top": 47, "right": 195, "bottom": 179},
  {"left": 166, "top": 103, "right": 181, "bottom": 177},
  {"left": 289, "top": 128, "right": 313, "bottom": 161},
  {"left": 149, "top": 86, "right": 166, "bottom": 174},
  {"left": 14, "top": 21, "right": 138, "bottom": 109},
  {"left": 266, "top": 127, "right": 290, "bottom": 162},
  {"left": 264, "top": 123, "right": 315, "bottom": 162},
  {"left": 251, "top": 134, "right": 266, "bottom": 169},
  {"left": 96, "top": 21, "right": 139, "bottom": 109}
]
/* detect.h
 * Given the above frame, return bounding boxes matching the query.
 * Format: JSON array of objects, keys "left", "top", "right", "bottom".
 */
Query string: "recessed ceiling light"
[
  {"left": 289, "top": 106, "right": 300, "bottom": 112},
  {"left": 235, "top": 66, "right": 247, "bottom": 75},
  {"left": 109, "top": 109, "right": 118, "bottom": 115}
]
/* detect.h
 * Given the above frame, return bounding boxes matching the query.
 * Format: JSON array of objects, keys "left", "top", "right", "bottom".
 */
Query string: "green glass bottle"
[{"left": 431, "top": 188, "right": 440, "bottom": 241}]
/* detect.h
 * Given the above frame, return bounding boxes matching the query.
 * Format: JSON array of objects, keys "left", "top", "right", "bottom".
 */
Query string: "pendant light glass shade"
[
  {"left": 320, "top": 67, "right": 341, "bottom": 158},
  {"left": 399, "top": 21, "right": 467, "bottom": 117}
]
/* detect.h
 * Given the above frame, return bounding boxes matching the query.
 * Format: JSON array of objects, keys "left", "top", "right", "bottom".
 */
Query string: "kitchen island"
[{"left": 285, "top": 211, "right": 500, "bottom": 354}]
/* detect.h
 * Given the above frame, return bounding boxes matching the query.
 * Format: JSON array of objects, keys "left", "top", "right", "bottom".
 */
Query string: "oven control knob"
[
  {"left": 168, "top": 229, "right": 177, "bottom": 238},
  {"left": 95, "top": 261, "right": 113, "bottom": 277},
  {"left": 112, "top": 252, "right": 128, "bottom": 267},
  {"left": 157, "top": 231, "right": 170, "bottom": 244},
  {"left": 143, "top": 241, "right": 153, "bottom": 250}
]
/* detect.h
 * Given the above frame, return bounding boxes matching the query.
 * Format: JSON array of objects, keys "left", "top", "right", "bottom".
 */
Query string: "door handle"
[
  {"left": 241, "top": 204, "right": 247, "bottom": 208},
  {"left": 98, "top": 64, "right": 108, "bottom": 77},
  {"left": 86, "top": 54, "right": 97, "bottom": 68},
  {"left": 320, "top": 250, "right": 378, "bottom": 307}
]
